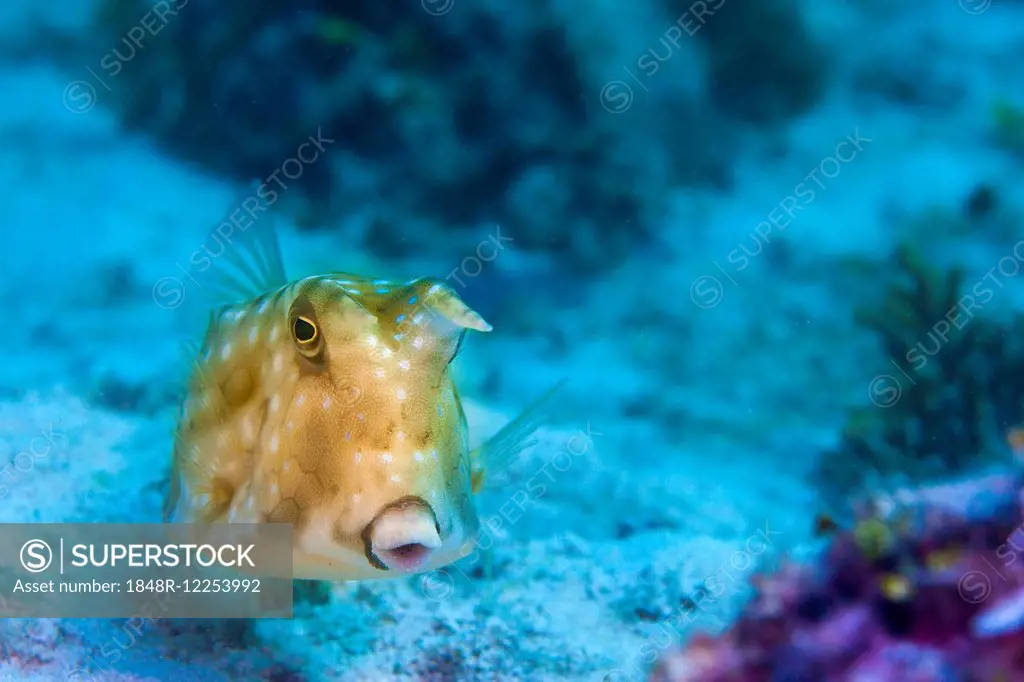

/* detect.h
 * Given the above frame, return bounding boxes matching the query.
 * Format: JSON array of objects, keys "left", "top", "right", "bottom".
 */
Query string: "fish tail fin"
[{"left": 470, "top": 378, "right": 568, "bottom": 493}]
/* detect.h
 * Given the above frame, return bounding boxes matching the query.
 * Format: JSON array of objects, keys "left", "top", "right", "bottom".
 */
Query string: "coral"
[
  {"left": 682, "top": 0, "right": 829, "bottom": 123},
  {"left": 812, "top": 242, "right": 1024, "bottom": 502},
  {"left": 89, "top": 0, "right": 694, "bottom": 273},
  {"left": 991, "top": 97, "right": 1024, "bottom": 156},
  {"left": 649, "top": 470, "right": 1024, "bottom": 681}
]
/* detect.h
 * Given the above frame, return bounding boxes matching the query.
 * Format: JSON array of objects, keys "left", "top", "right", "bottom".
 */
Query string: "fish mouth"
[{"left": 362, "top": 496, "right": 443, "bottom": 573}]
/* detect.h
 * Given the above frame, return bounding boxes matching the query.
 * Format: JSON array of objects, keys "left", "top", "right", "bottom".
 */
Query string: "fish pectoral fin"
[
  {"left": 176, "top": 340, "right": 210, "bottom": 417},
  {"left": 204, "top": 180, "right": 288, "bottom": 307},
  {"left": 170, "top": 440, "right": 233, "bottom": 522},
  {"left": 470, "top": 378, "right": 568, "bottom": 493},
  {"left": 176, "top": 338, "right": 231, "bottom": 420}
]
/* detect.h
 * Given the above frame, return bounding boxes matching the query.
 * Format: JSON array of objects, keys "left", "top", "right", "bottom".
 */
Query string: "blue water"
[{"left": 0, "top": 0, "right": 1022, "bottom": 680}]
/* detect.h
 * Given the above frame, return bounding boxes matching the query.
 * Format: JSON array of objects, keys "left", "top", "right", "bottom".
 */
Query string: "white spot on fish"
[
  {"left": 428, "top": 284, "right": 441, "bottom": 295},
  {"left": 413, "top": 451, "right": 424, "bottom": 462},
  {"left": 352, "top": 493, "right": 361, "bottom": 504},
  {"left": 390, "top": 474, "right": 401, "bottom": 484},
  {"left": 242, "top": 417, "right": 255, "bottom": 443},
  {"left": 380, "top": 347, "right": 393, "bottom": 358},
  {"left": 396, "top": 431, "right": 406, "bottom": 441},
  {"left": 248, "top": 327, "right": 258, "bottom": 345},
  {"left": 413, "top": 314, "right": 424, "bottom": 325},
  {"left": 323, "top": 396, "right": 332, "bottom": 410},
  {"left": 398, "top": 359, "right": 410, "bottom": 371},
  {"left": 195, "top": 493, "right": 209, "bottom": 507},
  {"left": 374, "top": 368, "right": 385, "bottom": 379},
  {"left": 282, "top": 460, "right": 291, "bottom": 472},
  {"left": 367, "top": 335, "right": 378, "bottom": 347},
  {"left": 273, "top": 353, "right": 284, "bottom": 372},
  {"left": 396, "top": 388, "right": 407, "bottom": 401},
  {"left": 356, "top": 413, "right": 365, "bottom": 421},
  {"left": 270, "top": 482, "right": 279, "bottom": 496},
  {"left": 287, "top": 420, "right": 295, "bottom": 432},
  {"left": 354, "top": 452, "right": 362, "bottom": 464},
  {"left": 270, "top": 395, "right": 280, "bottom": 412},
  {"left": 270, "top": 326, "right": 280, "bottom": 342},
  {"left": 295, "top": 393, "right": 305, "bottom": 407},
  {"left": 246, "top": 497, "right": 255, "bottom": 510},
  {"left": 344, "top": 431, "right": 352, "bottom": 441},
  {"left": 269, "top": 434, "right": 279, "bottom": 452},
  {"left": 412, "top": 337, "right": 424, "bottom": 349},
  {"left": 381, "top": 452, "right": 393, "bottom": 464},
  {"left": 430, "top": 449, "right": 439, "bottom": 460},
  {"left": 220, "top": 343, "right": 233, "bottom": 360}
]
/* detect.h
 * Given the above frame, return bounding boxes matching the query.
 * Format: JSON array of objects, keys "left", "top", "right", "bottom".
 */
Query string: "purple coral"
[{"left": 650, "top": 472, "right": 1024, "bottom": 681}]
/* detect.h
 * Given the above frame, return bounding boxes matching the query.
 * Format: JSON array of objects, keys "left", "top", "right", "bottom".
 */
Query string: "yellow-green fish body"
[{"left": 164, "top": 211, "right": 558, "bottom": 581}]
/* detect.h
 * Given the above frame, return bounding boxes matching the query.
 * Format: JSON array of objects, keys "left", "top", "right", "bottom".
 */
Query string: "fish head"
[{"left": 268, "top": 275, "right": 489, "bottom": 580}]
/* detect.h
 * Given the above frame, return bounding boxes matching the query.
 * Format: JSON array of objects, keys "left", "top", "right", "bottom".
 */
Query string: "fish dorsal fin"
[
  {"left": 203, "top": 181, "right": 288, "bottom": 307},
  {"left": 470, "top": 378, "right": 568, "bottom": 493}
]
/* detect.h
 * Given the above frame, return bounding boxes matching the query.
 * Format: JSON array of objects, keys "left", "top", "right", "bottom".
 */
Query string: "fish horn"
[{"left": 405, "top": 278, "right": 491, "bottom": 333}]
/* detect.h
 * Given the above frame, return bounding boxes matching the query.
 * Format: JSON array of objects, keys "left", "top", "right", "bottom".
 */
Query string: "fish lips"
[{"left": 361, "top": 496, "right": 444, "bottom": 573}]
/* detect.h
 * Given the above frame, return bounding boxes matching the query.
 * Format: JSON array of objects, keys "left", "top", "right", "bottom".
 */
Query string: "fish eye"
[{"left": 292, "top": 316, "right": 318, "bottom": 345}]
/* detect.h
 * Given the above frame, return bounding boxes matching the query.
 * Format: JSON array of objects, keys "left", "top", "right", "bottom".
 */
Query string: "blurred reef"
[
  {"left": 93, "top": 0, "right": 830, "bottom": 271},
  {"left": 814, "top": 237, "right": 1024, "bottom": 503},
  {"left": 652, "top": 472, "right": 1024, "bottom": 681}
]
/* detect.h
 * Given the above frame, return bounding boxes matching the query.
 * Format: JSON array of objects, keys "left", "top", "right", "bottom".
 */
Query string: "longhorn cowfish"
[{"left": 164, "top": 210, "right": 560, "bottom": 580}]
